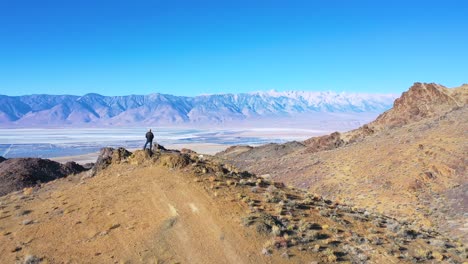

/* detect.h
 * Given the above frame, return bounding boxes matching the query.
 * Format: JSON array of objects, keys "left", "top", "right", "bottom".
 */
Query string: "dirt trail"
[{"left": 0, "top": 163, "right": 272, "bottom": 263}]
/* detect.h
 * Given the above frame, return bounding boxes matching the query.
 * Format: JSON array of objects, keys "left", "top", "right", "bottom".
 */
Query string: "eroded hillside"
[
  {"left": 1, "top": 148, "right": 465, "bottom": 263},
  {"left": 218, "top": 83, "right": 468, "bottom": 243}
]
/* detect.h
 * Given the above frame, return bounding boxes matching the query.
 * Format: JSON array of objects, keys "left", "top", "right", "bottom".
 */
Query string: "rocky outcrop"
[
  {"left": 0, "top": 158, "right": 87, "bottom": 196},
  {"left": 218, "top": 142, "right": 305, "bottom": 162},
  {"left": 90, "top": 147, "right": 132, "bottom": 176},
  {"left": 303, "top": 132, "right": 344, "bottom": 153},
  {"left": 0, "top": 156, "right": 6, "bottom": 163},
  {"left": 153, "top": 143, "right": 168, "bottom": 152},
  {"left": 369, "top": 82, "right": 465, "bottom": 130},
  {"left": 313, "top": 83, "right": 467, "bottom": 146}
]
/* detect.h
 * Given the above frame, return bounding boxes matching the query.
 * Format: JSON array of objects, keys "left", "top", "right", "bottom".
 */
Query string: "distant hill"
[
  {"left": 218, "top": 83, "right": 468, "bottom": 243},
  {"left": 0, "top": 91, "right": 396, "bottom": 127}
]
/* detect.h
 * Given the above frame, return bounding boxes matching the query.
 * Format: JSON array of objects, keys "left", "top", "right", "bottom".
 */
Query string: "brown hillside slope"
[
  {"left": 300, "top": 82, "right": 467, "bottom": 152},
  {"left": 1, "top": 149, "right": 465, "bottom": 263},
  {"left": 367, "top": 82, "right": 466, "bottom": 130},
  {"left": 217, "top": 83, "right": 468, "bottom": 243},
  {"left": 0, "top": 158, "right": 87, "bottom": 196}
]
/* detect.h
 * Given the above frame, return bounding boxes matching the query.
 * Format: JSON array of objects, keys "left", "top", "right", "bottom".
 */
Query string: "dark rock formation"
[
  {"left": 0, "top": 156, "right": 6, "bottom": 163},
  {"left": 0, "top": 158, "right": 87, "bottom": 196},
  {"left": 82, "top": 163, "right": 95, "bottom": 170},
  {"left": 154, "top": 143, "right": 168, "bottom": 152}
]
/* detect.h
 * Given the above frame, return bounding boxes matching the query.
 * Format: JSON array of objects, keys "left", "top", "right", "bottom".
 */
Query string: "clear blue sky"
[{"left": 0, "top": 0, "right": 467, "bottom": 96}]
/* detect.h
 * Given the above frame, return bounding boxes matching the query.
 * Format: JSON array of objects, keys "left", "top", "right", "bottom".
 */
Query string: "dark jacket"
[{"left": 146, "top": 131, "right": 154, "bottom": 141}]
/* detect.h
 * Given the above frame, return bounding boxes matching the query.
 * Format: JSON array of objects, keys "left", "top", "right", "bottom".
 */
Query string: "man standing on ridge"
[{"left": 143, "top": 129, "right": 154, "bottom": 151}]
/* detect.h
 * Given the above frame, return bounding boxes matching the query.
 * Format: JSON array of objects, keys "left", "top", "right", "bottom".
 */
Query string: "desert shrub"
[
  {"left": 256, "top": 222, "right": 271, "bottom": 235},
  {"left": 23, "top": 255, "right": 41, "bottom": 264},
  {"left": 263, "top": 192, "right": 281, "bottom": 203},
  {"left": 241, "top": 215, "right": 257, "bottom": 226},
  {"left": 386, "top": 220, "right": 401, "bottom": 233},
  {"left": 414, "top": 248, "right": 432, "bottom": 261},
  {"left": 271, "top": 225, "right": 282, "bottom": 236},
  {"left": 302, "top": 230, "right": 320, "bottom": 243},
  {"left": 319, "top": 209, "right": 330, "bottom": 217}
]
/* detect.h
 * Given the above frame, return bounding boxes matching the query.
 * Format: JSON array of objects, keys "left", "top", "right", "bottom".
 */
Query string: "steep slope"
[
  {"left": 301, "top": 82, "right": 467, "bottom": 151},
  {"left": 1, "top": 148, "right": 465, "bottom": 263},
  {"left": 368, "top": 82, "right": 465, "bottom": 130},
  {"left": 0, "top": 91, "right": 396, "bottom": 127},
  {"left": 217, "top": 83, "right": 468, "bottom": 242}
]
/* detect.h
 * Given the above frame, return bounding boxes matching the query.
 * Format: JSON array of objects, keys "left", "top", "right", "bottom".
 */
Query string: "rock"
[
  {"left": 90, "top": 147, "right": 132, "bottom": 175},
  {"left": 112, "top": 147, "right": 132, "bottom": 164},
  {"left": 11, "top": 246, "right": 22, "bottom": 252},
  {"left": 90, "top": 147, "right": 116, "bottom": 175},
  {"left": 261, "top": 248, "right": 272, "bottom": 256},
  {"left": 22, "top": 219, "right": 33, "bottom": 225},
  {"left": 22, "top": 255, "right": 41, "bottom": 264},
  {"left": 16, "top": 209, "right": 32, "bottom": 216},
  {"left": 153, "top": 143, "right": 167, "bottom": 152},
  {"left": 109, "top": 223, "right": 121, "bottom": 230},
  {"left": 303, "top": 132, "right": 345, "bottom": 153},
  {"left": 81, "top": 163, "right": 95, "bottom": 170},
  {"left": 0, "top": 156, "right": 6, "bottom": 163}
]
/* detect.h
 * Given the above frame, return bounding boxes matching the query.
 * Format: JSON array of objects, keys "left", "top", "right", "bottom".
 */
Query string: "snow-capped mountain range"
[{"left": 0, "top": 91, "right": 398, "bottom": 127}]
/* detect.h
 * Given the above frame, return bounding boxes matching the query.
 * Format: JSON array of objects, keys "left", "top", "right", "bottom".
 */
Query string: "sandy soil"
[{"left": 0, "top": 164, "right": 274, "bottom": 263}]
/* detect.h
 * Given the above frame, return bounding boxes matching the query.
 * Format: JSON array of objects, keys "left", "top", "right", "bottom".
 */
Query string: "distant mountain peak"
[{"left": 0, "top": 89, "right": 398, "bottom": 127}]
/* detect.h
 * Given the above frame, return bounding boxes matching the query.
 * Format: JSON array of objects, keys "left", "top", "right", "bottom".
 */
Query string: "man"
[{"left": 143, "top": 129, "right": 154, "bottom": 151}]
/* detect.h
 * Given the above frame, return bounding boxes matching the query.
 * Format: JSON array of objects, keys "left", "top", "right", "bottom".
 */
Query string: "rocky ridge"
[
  {"left": 0, "top": 146, "right": 466, "bottom": 263},
  {"left": 301, "top": 82, "right": 467, "bottom": 153},
  {"left": 217, "top": 83, "right": 468, "bottom": 243}
]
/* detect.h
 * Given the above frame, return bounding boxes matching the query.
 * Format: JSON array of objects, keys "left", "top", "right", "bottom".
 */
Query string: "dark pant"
[{"left": 143, "top": 140, "right": 153, "bottom": 151}]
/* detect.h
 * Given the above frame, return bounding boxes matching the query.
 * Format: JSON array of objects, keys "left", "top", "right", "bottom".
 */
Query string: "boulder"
[{"left": 90, "top": 147, "right": 132, "bottom": 176}]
